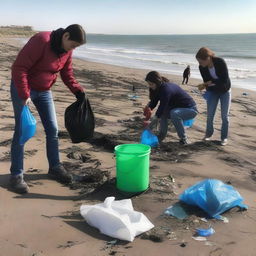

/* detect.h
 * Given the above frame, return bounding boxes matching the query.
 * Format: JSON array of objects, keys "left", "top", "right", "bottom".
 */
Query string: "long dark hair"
[{"left": 145, "top": 71, "right": 169, "bottom": 100}]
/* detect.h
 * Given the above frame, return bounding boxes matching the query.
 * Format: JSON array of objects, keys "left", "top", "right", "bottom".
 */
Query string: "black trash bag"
[{"left": 65, "top": 97, "right": 95, "bottom": 143}]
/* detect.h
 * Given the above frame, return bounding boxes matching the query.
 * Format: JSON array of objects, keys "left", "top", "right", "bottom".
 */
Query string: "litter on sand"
[
  {"left": 179, "top": 179, "right": 248, "bottom": 219},
  {"left": 80, "top": 197, "right": 154, "bottom": 242}
]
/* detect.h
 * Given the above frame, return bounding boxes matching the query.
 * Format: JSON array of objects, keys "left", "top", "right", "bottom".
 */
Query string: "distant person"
[
  {"left": 143, "top": 71, "right": 198, "bottom": 145},
  {"left": 10, "top": 24, "right": 86, "bottom": 194},
  {"left": 182, "top": 65, "right": 190, "bottom": 84},
  {"left": 196, "top": 47, "right": 231, "bottom": 146}
]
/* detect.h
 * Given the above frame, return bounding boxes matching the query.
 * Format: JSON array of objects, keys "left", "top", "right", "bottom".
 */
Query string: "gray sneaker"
[
  {"left": 48, "top": 164, "right": 73, "bottom": 184},
  {"left": 179, "top": 138, "right": 190, "bottom": 145},
  {"left": 10, "top": 174, "right": 29, "bottom": 194},
  {"left": 221, "top": 139, "right": 228, "bottom": 146}
]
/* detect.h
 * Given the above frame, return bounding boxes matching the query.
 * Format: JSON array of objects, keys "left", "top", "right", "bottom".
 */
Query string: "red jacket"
[{"left": 12, "top": 31, "right": 83, "bottom": 100}]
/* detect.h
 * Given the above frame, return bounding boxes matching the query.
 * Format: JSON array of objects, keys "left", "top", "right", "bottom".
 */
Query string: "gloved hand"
[
  {"left": 75, "top": 91, "right": 85, "bottom": 103},
  {"left": 143, "top": 106, "right": 152, "bottom": 120}
]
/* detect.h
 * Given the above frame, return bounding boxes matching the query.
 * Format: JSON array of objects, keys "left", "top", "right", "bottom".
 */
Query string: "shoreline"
[
  {"left": 4, "top": 34, "right": 256, "bottom": 92},
  {"left": 73, "top": 54, "right": 256, "bottom": 93},
  {"left": 72, "top": 57, "right": 256, "bottom": 99}
]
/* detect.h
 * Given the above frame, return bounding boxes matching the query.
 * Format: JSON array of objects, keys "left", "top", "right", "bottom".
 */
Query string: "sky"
[{"left": 0, "top": 0, "right": 255, "bottom": 35}]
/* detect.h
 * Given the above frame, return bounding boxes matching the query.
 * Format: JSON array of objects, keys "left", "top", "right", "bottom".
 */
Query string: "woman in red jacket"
[{"left": 10, "top": 24, "right": 86, "bottom": 193}]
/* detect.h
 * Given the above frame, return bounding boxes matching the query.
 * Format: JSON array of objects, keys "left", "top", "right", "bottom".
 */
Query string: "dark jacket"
[
  {"left": 183, "top": 67, "right": 190, "bottom": 77},
  {"left": 199, "top": 57, "right": 231, "bottom": 93},
  {"left": 148, "top": 82, "right": 196, "bottom": 118}
]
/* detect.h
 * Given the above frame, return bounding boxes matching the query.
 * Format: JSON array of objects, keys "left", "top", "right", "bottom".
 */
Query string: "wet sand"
[{"left": 1, "top": 37, "right": 256, "bottom": 256}]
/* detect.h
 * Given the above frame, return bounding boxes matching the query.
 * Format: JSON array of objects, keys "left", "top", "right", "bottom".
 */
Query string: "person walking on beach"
[
  {"left": 10, "top": 24, "right": 86, "bottom": 194},
  {"left": 143, "top": 71, "right": 198, "bottom": 145},
  {"left": 182, "top": 65, "right": 190, "bottom": 84},
  {"left": 196, "top": 47, "right": 231, "bottom": 146}
]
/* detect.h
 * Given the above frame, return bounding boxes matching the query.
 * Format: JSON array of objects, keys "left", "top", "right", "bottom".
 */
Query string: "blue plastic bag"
[
  {"left": 179, "top": 179, "right": 248, "bottom": 219},
  {"left": 183, "top": 118, "right": 195, "bottom": 128},
  {"left": 19, "top": 105, "right": 36, "bottom": 145},
  {"left": 140, "top": 129, "right": 159, "bottom": 147}
]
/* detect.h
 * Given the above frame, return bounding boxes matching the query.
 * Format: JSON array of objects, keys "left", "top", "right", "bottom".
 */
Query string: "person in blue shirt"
[{"left": 143, "top": 71, "right": 198, "bottom": 145}]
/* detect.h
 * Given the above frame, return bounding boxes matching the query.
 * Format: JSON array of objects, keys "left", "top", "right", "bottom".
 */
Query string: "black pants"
[{"left": 182, "top": 76, "right": 189, "bottom": 84}]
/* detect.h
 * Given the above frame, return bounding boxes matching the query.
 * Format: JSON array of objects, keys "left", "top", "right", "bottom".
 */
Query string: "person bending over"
[
  {"left": 143, "top": 71, "right": 198, "bottom": 145},
  {"left": 10, "top": 24, "right": 86, "bottom": 193}
]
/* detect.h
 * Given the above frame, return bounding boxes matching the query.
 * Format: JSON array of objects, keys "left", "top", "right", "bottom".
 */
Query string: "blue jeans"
[
  {"left": 206, "top": 90, "right": 231, "bottom": 140},
  {"left": 158, "top": 106, "right": 198, "bottom": 141},
  {"left": 10, "top": 81, "right": 60, "bottom": 175}
]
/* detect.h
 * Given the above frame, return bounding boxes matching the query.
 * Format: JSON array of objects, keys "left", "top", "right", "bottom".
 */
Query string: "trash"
[
  {"left": 80, "top": 197, "right": 154, "bottom": 242},
  {"left": 183, "top": 119, "right": 195, "bottom": 128},
  {"left": 180, "top": 242, "right": 187, "bottom": 247},
  {"left": 168, "top": 174, "right": 175, "bottom": 183},
  {"left": 167, "top": 232, "right": 177, "bottom": 240},
  {"left": 19, "top": 105, "right": 36, "bottom": 145},
  {"left": 140, "top": 129, "right": 159, "bottom": 147},
  {"left": 65, "top": 97, "right": 95, "bottom": 143},
  {"left": 196, "top": 227, "right": 215, "bottom": 237},
  {"left": 127, "top": 94, "right": 139, "bottom": 100},
  {"left": 106, "top": 240, "right": 118, "bottom": 246},
  {"left": 179, "top": 179, "right": 248, "bottom": 219},
  {"left": 192, "top": 236, "right": 207, "bottom": 241},
  {"left": 164, "top": 202, "right": 189, "bottom": 219},
  {"left": 219, "top": 216, "right": 229, "bottom": 223}
]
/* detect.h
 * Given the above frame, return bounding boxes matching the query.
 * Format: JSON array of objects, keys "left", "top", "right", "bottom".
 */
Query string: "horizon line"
[{"left": 86, "top": 32, "right": 256, "bottom": 36}]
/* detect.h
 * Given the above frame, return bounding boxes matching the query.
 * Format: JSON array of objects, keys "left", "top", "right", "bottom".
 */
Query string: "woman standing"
[
  {"left": 196, "top": 47, "right": 231, "bottom": 146},
  {"left": 143, "top": 71, "right": 198, "bottom": 145},
  {"left": 10, "top": 24, "right": 86, "bottom": 193}
]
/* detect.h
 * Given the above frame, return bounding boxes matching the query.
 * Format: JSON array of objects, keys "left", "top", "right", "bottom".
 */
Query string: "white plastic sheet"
[{"left": 80, "top": 197, "right": 154, "bottom": 242}]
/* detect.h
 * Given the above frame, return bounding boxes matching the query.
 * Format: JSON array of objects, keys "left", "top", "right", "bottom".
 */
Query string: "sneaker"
[
  {"left": 203, "top": 136, "right": 212, "bottom": 141},
  {"left": 48, "top": 164, "right": 73, "bottom": 184},
  {"left": 9, "top": 174, "right": 29, "bottom": 194},
  {"left": 179, "top": 138, "right": 190, "bottom": 145},
  {"left": 221, "top": 139, "right": 228, "bottom": 146}
]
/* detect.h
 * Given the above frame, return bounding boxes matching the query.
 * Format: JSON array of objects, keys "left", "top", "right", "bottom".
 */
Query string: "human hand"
[
  {"left": 143, "top": 106, "right": 152, "bottom": 120},
  {"left": 22, "top": 97, "right": 31, "bottom": 105},
  {"left": 75, "top": 90, "right": 86, "bottom": 103}
]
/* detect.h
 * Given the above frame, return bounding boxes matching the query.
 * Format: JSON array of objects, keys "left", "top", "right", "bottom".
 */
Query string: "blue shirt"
[{"left": 148, "top": 82, "right": 196, "bottom": 118}]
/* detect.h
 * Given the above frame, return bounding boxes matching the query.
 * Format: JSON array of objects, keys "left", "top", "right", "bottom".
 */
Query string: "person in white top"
[{"left": 196, "top": 47, "right": 231, "bottom": 146}]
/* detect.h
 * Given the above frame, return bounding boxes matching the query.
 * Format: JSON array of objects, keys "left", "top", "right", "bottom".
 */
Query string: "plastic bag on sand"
[
  {"left": 80, "top": 197, "right": 154, "bottom": 241},
  {"left": 179, "top": 179, "right": 248, "bottom": 219},
  {"left": 19, "top": 105, "right": 36, "bottom": 145}
]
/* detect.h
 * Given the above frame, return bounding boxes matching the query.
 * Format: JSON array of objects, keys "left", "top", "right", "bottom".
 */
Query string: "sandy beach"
[{"left": 1, "top": 35, "right": 256, "bottom": 256}]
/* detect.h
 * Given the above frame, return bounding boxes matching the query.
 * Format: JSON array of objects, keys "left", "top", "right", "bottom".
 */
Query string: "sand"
[{"left": 0, "top": 36, "right": 256, "bottom": 256}]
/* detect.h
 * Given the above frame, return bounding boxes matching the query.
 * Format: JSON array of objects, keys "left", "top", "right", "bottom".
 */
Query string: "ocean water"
[{"left": 74, "top": 33, "right": 256, "bottom": 91}]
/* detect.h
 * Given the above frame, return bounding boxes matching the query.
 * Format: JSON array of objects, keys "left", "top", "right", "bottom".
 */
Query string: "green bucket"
[{"left": 114, "top": 144, "right": 151, "bottom": 193}]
